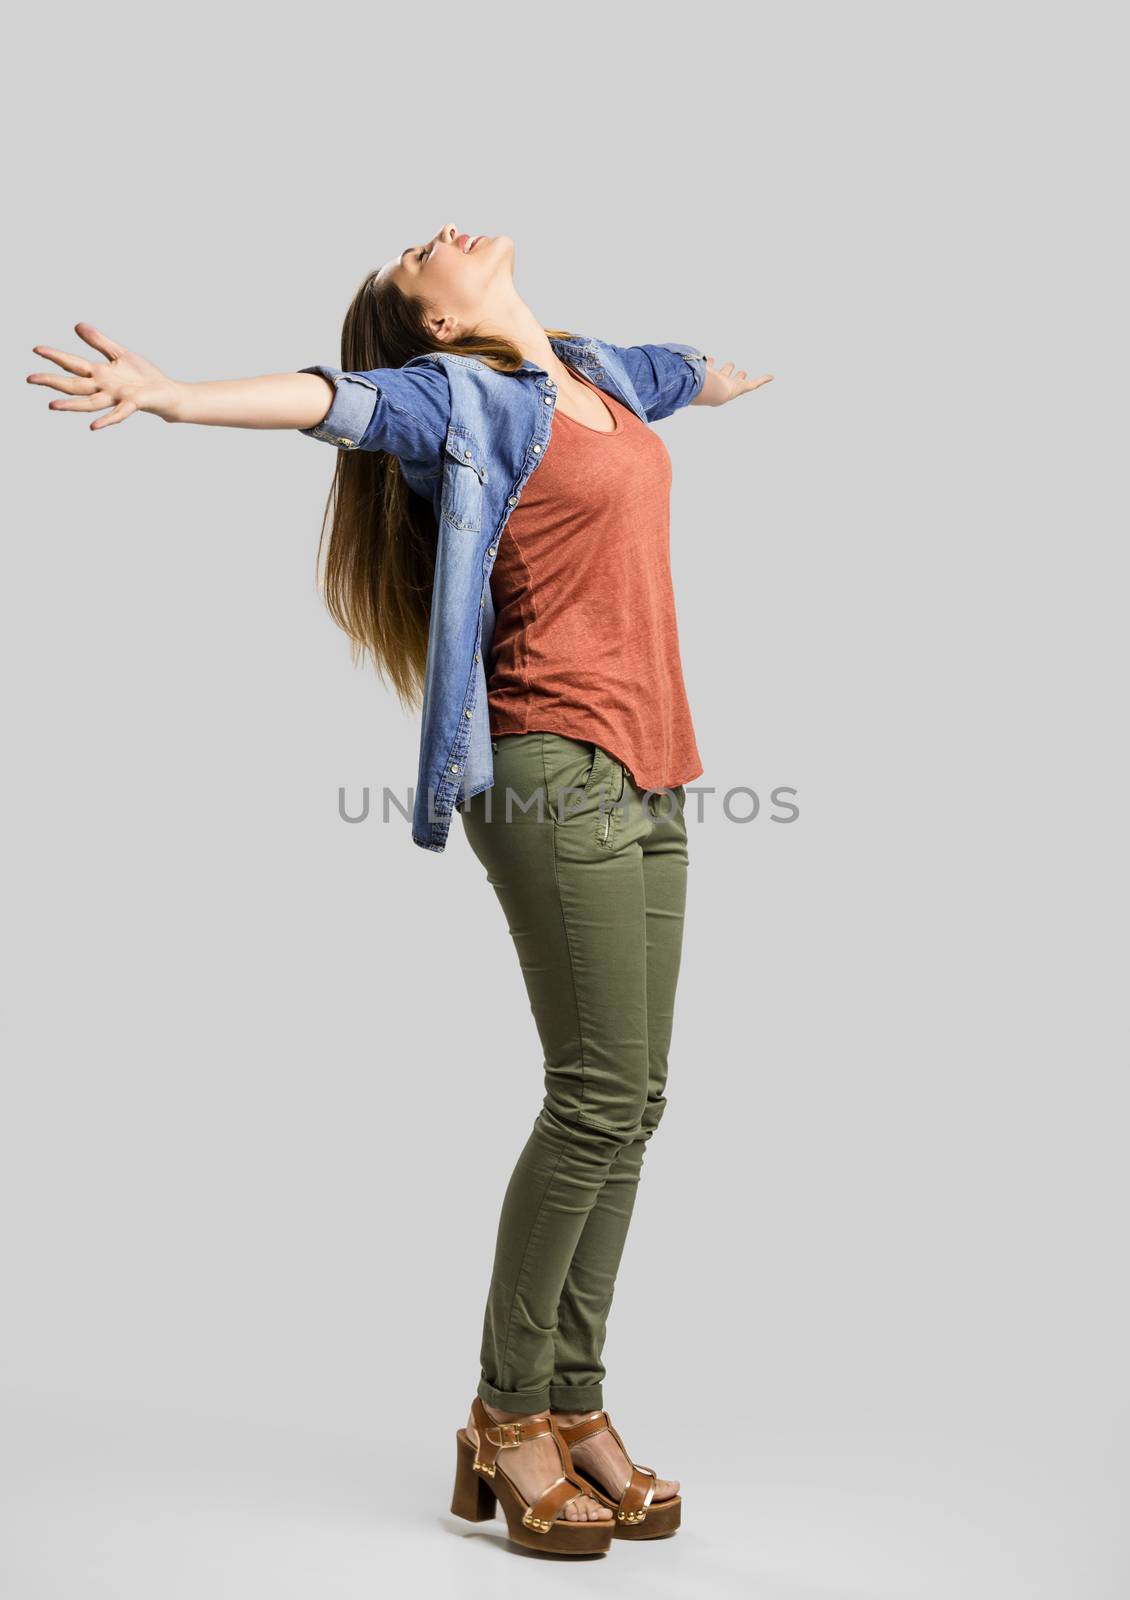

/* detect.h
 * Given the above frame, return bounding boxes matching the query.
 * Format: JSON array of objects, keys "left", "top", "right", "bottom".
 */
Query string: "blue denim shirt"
[{"left": 298, "top": 333, "right": 707, "bottom": 852}]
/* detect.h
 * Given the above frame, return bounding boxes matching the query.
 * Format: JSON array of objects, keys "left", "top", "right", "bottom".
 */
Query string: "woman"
[{"left": 28, "top": 223, "right": 773, "bottom": 1556}]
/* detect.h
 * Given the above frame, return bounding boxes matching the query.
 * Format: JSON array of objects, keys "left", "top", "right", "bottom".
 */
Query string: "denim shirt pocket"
[{"left": 441, "top": 428, "right": 488, "bottom": 533}]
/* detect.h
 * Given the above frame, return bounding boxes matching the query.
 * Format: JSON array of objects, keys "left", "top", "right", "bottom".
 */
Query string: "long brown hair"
[{"left": 314, "top": 267, "right": 576, "bottom": 710}]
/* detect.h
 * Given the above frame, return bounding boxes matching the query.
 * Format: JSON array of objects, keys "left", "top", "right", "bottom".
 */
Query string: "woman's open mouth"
[{"left": 455, "top": 233, "right": 483, "bottom": 254}]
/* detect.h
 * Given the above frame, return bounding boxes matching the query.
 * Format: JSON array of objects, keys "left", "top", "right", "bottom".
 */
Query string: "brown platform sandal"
[
  {"left": 450, "top": 1396, "right": 615, "bottom": 1556},
  {"left": 553, "top": 1409, "right": 682, "bottom": 1538}
]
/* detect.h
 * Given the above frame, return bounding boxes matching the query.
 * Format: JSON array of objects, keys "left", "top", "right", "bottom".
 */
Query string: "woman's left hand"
[{"left": 693, "top": 356, "right": 775, "bottom": 407}]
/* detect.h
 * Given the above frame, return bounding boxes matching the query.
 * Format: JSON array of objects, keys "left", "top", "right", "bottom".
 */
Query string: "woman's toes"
[
  {"left": 653, "top": 1476, "right": 679, "bottom": 1499},
  {"left": 569, "top": 1495, "right": 608, "bottom": 1520}
]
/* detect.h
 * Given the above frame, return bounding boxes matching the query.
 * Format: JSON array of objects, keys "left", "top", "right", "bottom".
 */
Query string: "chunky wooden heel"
[
  {"left": 450, "top": 1430, "right": 498, "bottom": 1522},
  {"left": 449, "top": 1397, "right": 614, "bottom": 1555},
  {"left": 554, "top": 1409, "right": 682, "bottom": 1539}
]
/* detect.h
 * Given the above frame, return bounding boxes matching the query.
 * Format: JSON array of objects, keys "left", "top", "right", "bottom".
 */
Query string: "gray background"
[{"left": 3, "top": 4, "right": 1126, "bottom": 1597}]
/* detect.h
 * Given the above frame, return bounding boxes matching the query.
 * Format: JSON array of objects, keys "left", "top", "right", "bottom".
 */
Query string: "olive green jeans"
[{"left": 459, "top": 731, "right": 689, "bottom": 1415}]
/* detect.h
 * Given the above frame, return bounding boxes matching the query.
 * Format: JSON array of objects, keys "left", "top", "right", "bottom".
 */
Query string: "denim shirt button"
[
  {"left": 464, "top": 709, "right": 472, "bottom": 719},
  {"left": 450, "top": 763, "right": 459, "bottom": 773},
  {"left": 533, "top": 443, "right": 542, "bottom": 453},
  {"left": 543, "top": 396, "right": 552, "bottom": 405},
  {"left": 487, "top": 546, "right": 497, "bottom": 557},
  {"left": 508, "top": 495, "right": 518, "bottom": 505}
]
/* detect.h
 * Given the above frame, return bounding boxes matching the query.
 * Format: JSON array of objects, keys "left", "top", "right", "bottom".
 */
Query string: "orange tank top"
[{"left": 486, "top": 367, "right": 703, "bottom": 792}]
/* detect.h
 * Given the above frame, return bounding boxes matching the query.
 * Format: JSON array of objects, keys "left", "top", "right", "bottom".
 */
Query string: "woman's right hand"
[{"left": 27, "top": 323, "right": 182, "bottom": 430}]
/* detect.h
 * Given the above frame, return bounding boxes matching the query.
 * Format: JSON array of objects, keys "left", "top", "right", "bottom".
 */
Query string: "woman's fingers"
[
  {"left": 30, "top": 326, "right": 176, "bottom": 428},
  {"left": 30, "top": 371, "right": 99, "bottom": 396},
  {"left": 29, "top": 345, "right": 95, "bottom": 379},
  {"left": 74, "top": 322, "right": 126, "bottom": 361},
  {"left": 48, "top": 392, "right": 112, "bottom": 412},
  {"left": 89, "top": 399, "right": 137, "bottom": 430},
  {"left": 702, "top": 354, "right": 778, "bottom": 402}
]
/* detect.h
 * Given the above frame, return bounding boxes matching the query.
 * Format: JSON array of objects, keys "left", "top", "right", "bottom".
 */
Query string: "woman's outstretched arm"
[
  {"left": 27, "top": 322, "right": 334, "bottom": 433},
  {"left": 691, "top": 355, "right": 775, "bottom": 406},
  {"left": 170, "top": 372, "right": 334, "bottom": 430},
  {"left": 601, "top": 340, "right": 774, "bottom": 421}
]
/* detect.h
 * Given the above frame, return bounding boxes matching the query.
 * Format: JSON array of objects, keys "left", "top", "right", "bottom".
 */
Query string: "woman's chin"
[{"left": 485, "top": 236, "right": 516, "bottom": 285}]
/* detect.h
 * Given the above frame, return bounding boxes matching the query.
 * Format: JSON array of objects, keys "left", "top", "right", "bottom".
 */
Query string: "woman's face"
[{"left": 378, "top": 223, "right": 515, "bottom": 336}]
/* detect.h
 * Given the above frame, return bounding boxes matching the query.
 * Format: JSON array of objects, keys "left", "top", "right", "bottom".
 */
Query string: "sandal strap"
[
  {"left": 617, "top": 1464, "right": 657, "bottom": 1523},
  {"left": 469, "top": 1395, "right": 554, "bottom": 1475},
  {"left": 523, "top": 1474, "right": 586, "bottom": 1532},
  {"left": 554, "top": 1408, "right": 610, "bottom": 1447},
  {"left": 603, "top": 1412, "right": 658, "bottom": 1521}
]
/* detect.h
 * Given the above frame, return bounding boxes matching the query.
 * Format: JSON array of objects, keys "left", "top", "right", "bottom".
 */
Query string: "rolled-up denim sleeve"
[
  {"left": 609, "top": 341, "right": 708, "bottom": 422},
  {"left": 297, "top": 359, "right": 449, "bottom": 474}
]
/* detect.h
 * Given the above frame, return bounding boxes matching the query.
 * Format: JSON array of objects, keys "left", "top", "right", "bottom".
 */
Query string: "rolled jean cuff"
[
  {"left": 477, "top": 1376, "right": 552, "bottom": 1415},
  {"left": 548, "top": 1382, "right": 605, "bottom": 1412}
]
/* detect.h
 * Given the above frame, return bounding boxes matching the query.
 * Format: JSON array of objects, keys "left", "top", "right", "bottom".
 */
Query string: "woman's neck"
[{"left": 474, "top": 293, "right": 581, "bottom": 388}]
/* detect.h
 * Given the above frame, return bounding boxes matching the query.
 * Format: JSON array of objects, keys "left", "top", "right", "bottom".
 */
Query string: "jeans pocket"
[
  {"left": 586, "top": 747, "right": 626, "bottom": 802},
  {"left": 587, "top": 748, "right": 627, "bottom": 848},
  {"left": 581, "top": 743, "right": 604, "bottom": 799}
]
